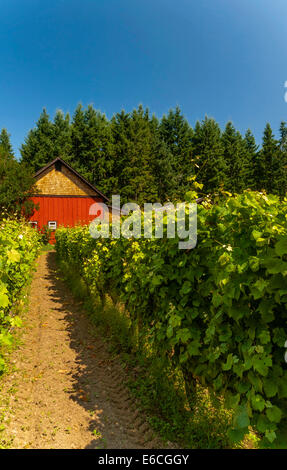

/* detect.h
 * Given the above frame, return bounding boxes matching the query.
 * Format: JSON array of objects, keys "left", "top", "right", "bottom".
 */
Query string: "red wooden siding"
[{"left": 29, "top": 196, "right": 104, "bottom": 243}]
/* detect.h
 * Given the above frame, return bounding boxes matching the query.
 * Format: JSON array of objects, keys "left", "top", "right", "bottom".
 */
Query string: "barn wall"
[
  {"left": 30, "top": 196, "right": 105, "bottom": 226},
  {"left": 29, "top": 196, "right": 106, "bottom": 243},
  {"left": 29, "top": 159, "right": 110, "bottom": 244}
]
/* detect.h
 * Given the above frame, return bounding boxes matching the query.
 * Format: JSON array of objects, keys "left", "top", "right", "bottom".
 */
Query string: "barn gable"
[
  {"left": 29, "top": 158, "right": 109, "bottom": 243},
  {"left": 33, "top": 157, "right": 109, "bottom": 200}
]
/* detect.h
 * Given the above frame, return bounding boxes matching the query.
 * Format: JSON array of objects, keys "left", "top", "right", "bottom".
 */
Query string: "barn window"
[
  {"left": 29, "top": 221, "right": 38, "bottom": 228},
  {"left": 48, "top": 221, "right": 57, "bottom": 230}
]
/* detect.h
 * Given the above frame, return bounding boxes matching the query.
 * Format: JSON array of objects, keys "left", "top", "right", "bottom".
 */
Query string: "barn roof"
[{"left": 34, "top": 157, "right": 109, "bottom": 202}]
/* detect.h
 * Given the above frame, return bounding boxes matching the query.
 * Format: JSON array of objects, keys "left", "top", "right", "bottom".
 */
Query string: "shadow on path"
[{"left": 44, "top": 250, "right": 156, "bottom": 449}]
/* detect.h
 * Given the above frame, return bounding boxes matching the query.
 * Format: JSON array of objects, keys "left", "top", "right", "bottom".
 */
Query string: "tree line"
[{"left": 1, "top": 104, "right": 287, "bottom": 209}]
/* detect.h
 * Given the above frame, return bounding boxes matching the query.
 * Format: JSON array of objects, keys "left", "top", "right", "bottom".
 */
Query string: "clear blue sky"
[{"left": 1, "top": 0, "right": 287, "bottom": 158}]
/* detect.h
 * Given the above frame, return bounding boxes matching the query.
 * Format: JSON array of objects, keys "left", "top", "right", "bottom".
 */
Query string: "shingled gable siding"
[{"left": 34, "top": 165, "right": 98, "bottom": 196}]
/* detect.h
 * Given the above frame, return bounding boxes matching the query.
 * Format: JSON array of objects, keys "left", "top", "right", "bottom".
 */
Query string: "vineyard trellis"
[
  {"left": 0, "top": 218, "right": 41, "bottom": 372},
  {"left": 56, "top": 191, "right": 287, "bottom": 444}
]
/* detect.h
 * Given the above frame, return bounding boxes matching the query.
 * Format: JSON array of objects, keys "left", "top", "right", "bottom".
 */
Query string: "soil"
[{"left": 0, "top": 251, "right": 165, "bottom": 449}]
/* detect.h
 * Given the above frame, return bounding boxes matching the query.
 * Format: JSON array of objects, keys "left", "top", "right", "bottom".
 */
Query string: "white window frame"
[
  {"left": 48, "top": 221, "right": 57, "bottom": 230},
  {"left": 29, "top": 221, "right": 38, "bottom": 228}
]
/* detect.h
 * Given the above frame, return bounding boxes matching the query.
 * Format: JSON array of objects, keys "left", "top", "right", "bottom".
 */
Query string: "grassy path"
[{"left": 0, "top": 251, "right": 162, "bottom": 449}]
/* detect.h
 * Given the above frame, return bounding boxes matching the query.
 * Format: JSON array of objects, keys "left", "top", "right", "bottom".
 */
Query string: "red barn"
[{"left": 29, "top": 157, "right": 109, "bottom": 243}]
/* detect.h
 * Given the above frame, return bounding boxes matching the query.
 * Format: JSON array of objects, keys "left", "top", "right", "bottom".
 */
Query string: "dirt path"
[{"left": 0, "top": 251, "right": 163, "bottom": 449}]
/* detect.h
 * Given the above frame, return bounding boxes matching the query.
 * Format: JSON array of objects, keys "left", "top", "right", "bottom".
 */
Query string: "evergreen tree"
[
  {"left": 275, "top": 122, "right": 287, "bottom": 197},
  {"left": 192, "top": 117, "right": 227, "bottom": 194},
  {"left": 53, "top": 110, "right": 72, "bottom": 161},
  {"left": 0, "top": 145, "right": 35, "bottom": 216},
  {"left": 244, "top": 129, "right": 259, "bottom": 190},
  {"left": 111, "top": 106, "right": 163, "bottom": 204},
  {"left": 69, "top": 105, "right": 116, "bottom": 195},
  {"left": 279, "top": 121, "right": 287, "bottom": 152},
  {"left": 83, "top": 106, "right": 115, "bottom": 195},
  {"left": 110, "top": 109, "right": 130, "bottom": 197},
  {"left": 20, "top": 108, "right": 55, "bottom": 171},
  {"left": 149, "top": 113, "right": 176, "bottom": 202},
  {"left": 0, "top": 128, "right": 14, "bottom": 158},
  {"left": 221, "top": 122, "right": 247, "bottom": 193},
  {"left": 69, "top": 104, "right": 87, "bottom": 174},
  {"left": 259, "top": 123, "right": 279, "bottom": 193},
  {"left": 159, "top": 106, "right": 194, "bottom": 198}
]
